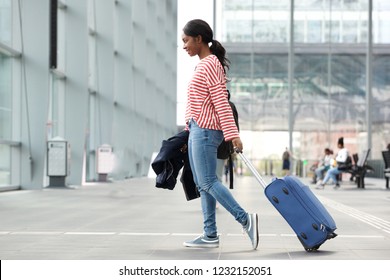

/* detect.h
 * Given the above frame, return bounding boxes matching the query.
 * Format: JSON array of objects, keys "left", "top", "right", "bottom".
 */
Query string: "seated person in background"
[
  {"left": 316, "top": 137, "right": 349, "bottom": 189},
  {"left": 311, "top": 148, "right": 332, "bottom": 184}
]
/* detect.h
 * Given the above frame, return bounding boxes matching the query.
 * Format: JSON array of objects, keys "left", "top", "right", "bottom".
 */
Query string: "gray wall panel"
[
  {"left": 19, "top": 0, "right": 50, "bottom": 189},
  {"left": 4, "top": 0, "right": 177, "bottom": 188},
  {"left": 63, "top": 0, "right": 89, "bottom": 185}
]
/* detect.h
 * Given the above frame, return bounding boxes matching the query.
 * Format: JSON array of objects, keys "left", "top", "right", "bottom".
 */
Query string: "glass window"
[
  {"left": 226, "top": 20, "right": 252, "bottom": 42},
  {"left": 229, "top": 54, "right": 251, "bottom": 78},
  {"left": 343, "top": 20, "right": 358, "bottom": 43},
  {"left": 294, "top": 20, "right": 305, "bottom": 42},
  {"left": 295, "top": 54, "right": 329, "bottom": 100},
  {"left": 0, "top": 144, "right": 10, "bottom": 186},
  {"left": 254, "top": 20, "right": 288, "bottom": 43},
  {"left": 324, "top": 20, "right": 340, "bottom": 43},
  {"left": 0, "top": 53, "right": 12, "bottom": 140},
  {"left": 217, "top": 0, "right": 390, "bottom": 159},
  {"left": 0, "top": 54, "right": 12, "bottom": 186},
  {"left": 254, "top": 0, "right": 290, "bottom": 10},
  {"left": 331, "top": 54, "right": 366, "bottom": 98},
  {"left": 373, "top": 0, "right": 390, "bottom": 44},
  {"left": 224, "top": 0, "right": 252, "bottom": 11},
  {"left": 295, "top": 0, "right": 326, "bottom": 11},
  {"left": 254, "top": 0, "right": 289, "bottom": 43},
  {"left": 359, "top": 20, "right": 368, "bottom": 43},
  {"left": 307, "top": 20, "right": 322, "bottom": 43},
  {"left": 371, "top": 89, "right": 390, "bottom": 149},
  {"left": 373, "top": 55, "right": 390, "bottom": 105},
  {"left": 0, "top": 0, "right": 11, "bottom": 44}
]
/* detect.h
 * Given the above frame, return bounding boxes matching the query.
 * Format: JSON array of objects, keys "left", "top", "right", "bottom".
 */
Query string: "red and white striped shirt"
[{"left": 185, "top": 55, "right": 239, "bottom": 141}]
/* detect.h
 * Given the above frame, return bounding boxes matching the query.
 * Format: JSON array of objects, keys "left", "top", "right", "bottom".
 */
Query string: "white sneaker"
[
  {"left": 183, "top": 234, "right": 219, "bottom": 248},
  {"left": 243, "top": 213, "right": 259, "bottom": 250}
]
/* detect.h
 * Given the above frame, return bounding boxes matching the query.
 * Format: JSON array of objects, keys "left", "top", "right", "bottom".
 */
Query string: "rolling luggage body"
[
  {"left": 238, "top": 151, "right": 337, "bottom": 251},
  {"left": 265, "top": 176, "right": 337, "bottom": 251}
]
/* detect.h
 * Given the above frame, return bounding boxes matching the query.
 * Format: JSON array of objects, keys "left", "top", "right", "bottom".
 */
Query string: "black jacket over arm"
[{"left": 151, "top": 130, "right": 196, "bottom": 195}]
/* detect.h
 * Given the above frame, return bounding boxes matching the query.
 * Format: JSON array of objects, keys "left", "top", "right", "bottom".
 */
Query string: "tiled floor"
[{"left": 0, "top": 176, "right": 389, "bottom": 260}]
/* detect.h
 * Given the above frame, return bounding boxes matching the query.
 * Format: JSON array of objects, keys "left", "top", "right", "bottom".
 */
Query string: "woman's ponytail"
[{"left": 210, "top": 39, "right": 230, "bottom": 73}]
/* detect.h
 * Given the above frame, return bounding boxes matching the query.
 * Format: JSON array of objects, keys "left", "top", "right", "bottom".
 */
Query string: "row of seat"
[
  {"left": 338, "top": 149, "right": 390, "bottom": 189},
  {"left": 383, "top": 150, "right": 390, "bottom": 189},
  {"left": 339, "top": 149, "right": 371, "bottom": 188}
]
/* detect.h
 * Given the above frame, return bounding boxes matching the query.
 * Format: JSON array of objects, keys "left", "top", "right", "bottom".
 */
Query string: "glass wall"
[
  {"left": 1, "top": 0, "right": 178, "bottom": 189},
  {"left": 217, "top": 0, "right": 390, "bottom": 163},
  {"left": 0, "top": 0, "right": 13, "bottom": 187},
  {"left": 0, "top": 0, "right": 11, "bottom": 44},
  {"left": 0, "top": 54, "right": 11, "bottom": 140}
]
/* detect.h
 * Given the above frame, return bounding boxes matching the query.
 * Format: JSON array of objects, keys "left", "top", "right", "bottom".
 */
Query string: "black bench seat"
[
  {"left": 382, "top": 150, "right": 390, "bottom": 189},
  {"left": 341, "top": 149, "right": 372, "bottom": 188}
]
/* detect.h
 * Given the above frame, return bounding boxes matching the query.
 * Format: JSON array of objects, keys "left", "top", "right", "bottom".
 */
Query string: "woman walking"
[{"left": 181, "top": 19, "right": 259, "bottom": 250}]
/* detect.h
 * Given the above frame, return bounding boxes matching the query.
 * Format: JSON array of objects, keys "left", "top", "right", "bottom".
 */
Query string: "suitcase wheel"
[
  {"left": 301, "top": 232, "right": 337, "bottom": 252},
  {"left": 298, "top": 235, "right": 323, "bottom": 252},
  {"left": 305, "top": 245, "right": 320, "bottom": 252},
  {"left": 327, "top": 232, "right": 338, "bottom": 239}
]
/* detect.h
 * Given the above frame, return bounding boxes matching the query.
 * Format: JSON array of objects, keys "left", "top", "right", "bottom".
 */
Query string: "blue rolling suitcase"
[{"left": 238, "top": 151, "right": 337, "bottom": 251}]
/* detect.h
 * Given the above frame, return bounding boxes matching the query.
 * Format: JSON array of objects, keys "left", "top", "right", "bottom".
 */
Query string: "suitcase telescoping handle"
[{"left": 235, "top": 148, "right": 268, "bottom": 189}]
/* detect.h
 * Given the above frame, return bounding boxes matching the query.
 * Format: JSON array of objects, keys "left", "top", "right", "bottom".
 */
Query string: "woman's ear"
[{"left": 196, "top": 35, "right": 203, "bottom": 44}]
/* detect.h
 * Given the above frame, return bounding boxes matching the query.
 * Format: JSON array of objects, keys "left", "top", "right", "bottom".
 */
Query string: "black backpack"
[
  {"left": 217, "top": 101, "right": 239, "bottom": 160},
  {"left": 217, "top": 100, "right": 239, "bottom": 189}
]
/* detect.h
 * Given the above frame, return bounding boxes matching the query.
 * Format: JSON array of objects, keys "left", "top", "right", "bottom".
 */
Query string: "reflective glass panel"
[
  {"left": 0, "top": 144, "right": 10, "bottom": 186},
  {"left": 0, "top": 0, "right": 11, "bottom": 44},
  {"left": 0, "top": 53, "right": 11, "bottom": 140}
]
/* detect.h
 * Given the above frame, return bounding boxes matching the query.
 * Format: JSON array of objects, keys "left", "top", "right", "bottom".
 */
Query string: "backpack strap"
[{"left": 228, "top": 154, "right": 234, "bottom": 189}]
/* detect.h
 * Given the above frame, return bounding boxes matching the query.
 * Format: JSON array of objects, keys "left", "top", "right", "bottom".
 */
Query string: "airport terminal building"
[
  {"left": 1, "top": 0, "right": 390, "bottom": 191},
  {"left": 0, "top": 0, "right": 178, "bottom": 190},
  {"left": 215, "top": 0, "right": 390, "bottom": 163}
]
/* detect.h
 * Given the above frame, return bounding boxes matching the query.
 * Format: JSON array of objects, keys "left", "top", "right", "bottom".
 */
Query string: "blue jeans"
[
  {"left": 216, "top": 159, "right": 225, "bottom": 182},
  {"left": 188, "top": 119, "right": 247, "bottom": 237},
  {"left": 323, "top": 167, "right": 341, "bottom": 184},
  {"left": 315, "top": 165, "right": 329, "bottom": 180}
]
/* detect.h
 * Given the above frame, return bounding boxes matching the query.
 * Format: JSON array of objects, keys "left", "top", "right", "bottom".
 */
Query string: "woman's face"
[{"left": 182, "top": 34, "right": 201, "bottom": 57}]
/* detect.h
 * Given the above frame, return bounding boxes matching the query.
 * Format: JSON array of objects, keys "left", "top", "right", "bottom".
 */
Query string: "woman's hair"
[{"left": 183, "top": 19, "right": 230, "bottom": 73}]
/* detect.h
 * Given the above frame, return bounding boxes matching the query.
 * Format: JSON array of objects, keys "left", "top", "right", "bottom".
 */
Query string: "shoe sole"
[
  {"left": 252, "top": 213, "right": 259, "bottom": 250},
  {"left": 183, "top": 242, "right": 219, "bottom": 248},
  {"left": 246, "top": 213, "right": 259, "bottom": 250},
  {"left": 183, "top": 236, "right": 219, "bottom": 248}
]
